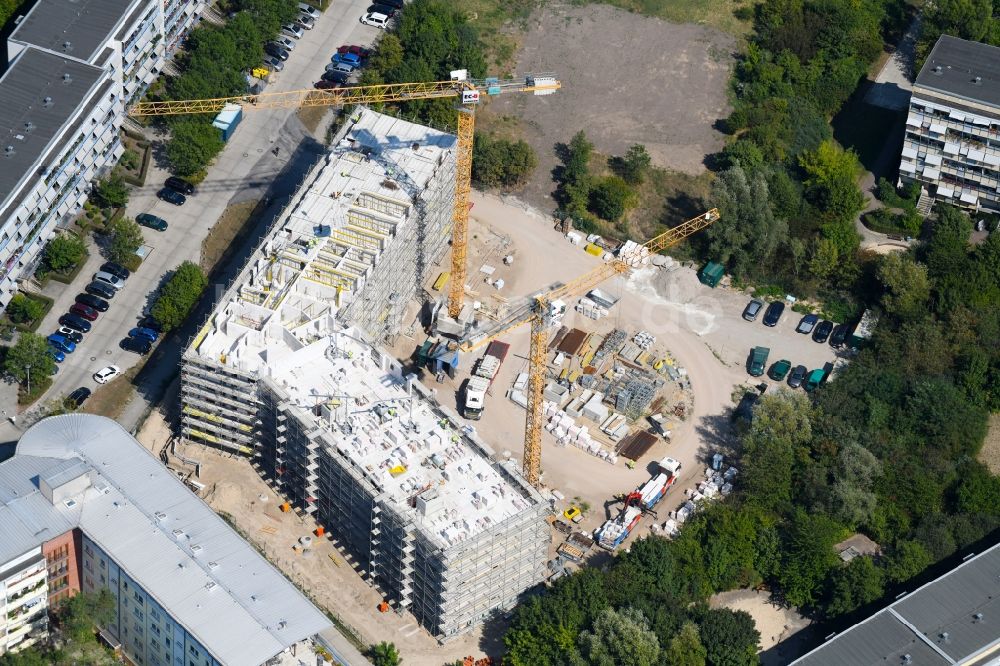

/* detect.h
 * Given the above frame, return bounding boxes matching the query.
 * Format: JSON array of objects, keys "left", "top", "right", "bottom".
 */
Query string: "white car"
[
  {"left": 276, "top": 35, "right": 296, "bottom": 51},
  {"left": 296, "top": 13, "right": 315, "bottom": 29},
  {"left": 93, "top": 365, "right": 121, "bottom": 384},
  {"left": 282, "top": 23, "right": 304, "bottom": 39},
  {"left": 298, "top": 2, "right": 320, "bottom": 19},
  {"left": 360, "top": 12, "right": 389, "bottom": 28}
]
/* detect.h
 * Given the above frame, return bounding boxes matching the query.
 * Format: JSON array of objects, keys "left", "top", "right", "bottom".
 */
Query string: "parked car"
[
  {"left": 788, "top": 364, "right": 807, "bottom": 388},
  {"left": 70, "top": 303, "right": 98, "bottom": 321},
  {"left": 165, "top": 176, "right": 195, "bottom": 195},
  {"left": 768, "top": 359, "right": 791, "bottom": 381},
  {"left": 263, "top": 55, "right": 285, "bottom": 72},
  {"left": 93, "top": 271, "right": 125, "bottom": 290},
  {"left": 75, "top": 293, "right": 109, "bottom": 312},
  {"left": 360, "top": 12, "right": 390, "bottom": 28},
  {"left": 47, "top": 334, "right": 76, "bottom": 354},
  {"left": 101, "top": 261, "right": 130, "bottom": 280},
  {"left": 367, "top": 3, "right": 396, "bottom": 16},
  {"left": 322, "top": 70, "right": 350, "bottom": 83},
  {"left": 378, "top": 0, "right": 404, "bottom": 8},
  {"left": 742, "top": 299, "right": 763, "bottom": 322},
  {"left": 129, "top": 327, "right": 159, "bottom": 343},
  {"left": 67, "top": 387, "right": 91, "bottom": 408},
  {"left": 332, "top": 52, "right": 361, "bottom": 67},
  {"left": 829, "top": 323, "right": 848, "bottom": 348},
  {"left": 748, "top": 346, "right": 770, "bottom": 377},
  {"left": 121, "top": 336, "right": 152, "bottom": 354},
  {"left": 275, "top": 35, "right": 296, "bottom": 51},
  {"left": 282, "top": 23, "right": 304, "bottom": 39},
  {"left": 56, "top": 327, "right": 83, "bottom": 344},
  {"left": 796, "top": 313, "right": 819, "bottom": 334},
  {"left": 48, "top": 347, "right": 65, "bottom": 363},
  {"left": 85, "top": 281, "right": 116, "bottom": 300},
  {"left": 762, "top": 301, "right": 784, "bottom": 327},
  {"left": 298, "top": 2, "right": 320, "bottom": 19},
  {"left": 264, "top": 43, "right": 289, "bottom": 61},
  {"left": 59, "top": 314, "right": 91, "bottom": 333},
  {"left": 93, "top": 365, "right": 121, "bottom": 384},
  {"left": 804, "top": 368, "right": 825, "bottom": 392},
  {"left": 813, "top": 320, "right": 834, "bottom": 343},
  {"left": 337, "top": 44, "right": 371, "bottom": 59},
  {"left": 157, "top": 188, "right": 186, "bottom": 206},
  {"left": 138, "top": 316, "right": 163, "bottom": 333},
  {"left": 314, "top": 80, "right": 340, "bottom": 90},
  {"left": 326, "top": 61, "right": 355, "bottom": 74},
  {"left": 296, "top": 13, "right": 315, "bottom": 29},
  {"left": 136, "top": 213, "right": 168, "bottom": 231}
]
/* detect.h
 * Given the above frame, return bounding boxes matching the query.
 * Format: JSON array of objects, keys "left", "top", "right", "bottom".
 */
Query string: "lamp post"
[{"left": 25, "top": 364, "right": 31, "bottom": 397}]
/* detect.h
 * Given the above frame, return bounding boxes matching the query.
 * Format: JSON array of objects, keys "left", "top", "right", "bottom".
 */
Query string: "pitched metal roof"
[
  {"left": 5, "top": 414, "right": 332, "bottom": 665},
  {"left": 793, "top": 542, "right": 1000, "bottom": 665},
  {"left": 0, "top": 47, "right": 107, "bottom": 208},
  {"left": 915, "top": 35, "right": 1000, "bottom": 110},
  {"left": 9, "top": 0, "right": 140, "bottom": 62}
]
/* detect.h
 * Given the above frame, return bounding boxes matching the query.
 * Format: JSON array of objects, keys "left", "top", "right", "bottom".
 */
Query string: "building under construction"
[{"left": 179, "top": 109, "right": 548, "bottom": 639}]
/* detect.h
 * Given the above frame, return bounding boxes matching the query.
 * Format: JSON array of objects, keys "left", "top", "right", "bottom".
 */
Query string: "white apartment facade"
[
  {"left": 0, "top": 0, "right": 209, "bottom": 307},
  {"left": 0, "top": 548, "right": 49, "bottom": 653},
  {"left": 899, "top": 35, "right": 1000, "bottom": 212}
]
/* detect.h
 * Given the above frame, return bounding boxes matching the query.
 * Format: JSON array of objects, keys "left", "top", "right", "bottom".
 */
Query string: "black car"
[
  {"left": 86, "top": 281, "right": 116, "bottom": 300},
  {"left": 59, "top": 313, "right": 92, "bottom": 333},
  {"left": 67, "top": 387, "right": 91, "bottom": 408},
  {"left": 788, "top": 364, "right": 807, "bottom": 389},
  {"left": 264, "top": 42, "right": 290, "bottom": 61},
  {"left": 138, "top": 316, "right": 163, "bottom": 333},
  {"left": 379, "top": 0, "right": 404, "bottom": 7},
  {"left": 367, "top": 3, "right": 396, "bottom": 16},
  {"left": 762, "top": 301, "right": 785, "bottom": 327},
  {"left": 829, "top": 323, "right": 848, "bottom": 348},
  {"left": 121, "top": 336, "right": 152, "bottom": 354},
  {"left": 136, "top": 213, "right": 168, "bottom": 231},
  {"left": 75, "top": 293, "right": 109, "bottom": 312},
  {"left": 322, "top": 69, "right": 350, "bottom": 83},
  {"left": 100, "top": 261, "right": 130, "bottom": 280},
  {"left": 812, "top": 320, "right": 834, "bottom": 343},
  {"left": 157, "top": 188, "right": 186, "bottom": 206},
  {"left": 165, "top": 176, "right": 195, "bottom": 195}
]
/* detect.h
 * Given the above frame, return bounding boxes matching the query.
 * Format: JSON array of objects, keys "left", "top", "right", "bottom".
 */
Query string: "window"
[{"left": 134, "top": 590, "right": 143, "bottom": 603}]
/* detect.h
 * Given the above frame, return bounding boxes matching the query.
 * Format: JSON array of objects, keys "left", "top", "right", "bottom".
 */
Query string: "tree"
[
  {"left": 166, "top": 120, "right": 225, "bottom": 177},
  {"left": 954, "top": 463, "right": 1000, "bottom": 515},
  {"left": 4, "top": 332, "right": 56, "bottom": 384},
  {"left": 666, "top": 621, "right": 707, "bottom": 666},
  {"left": 741, "top": 391, "right": 812, "bottom": 512},
  {"left": 6, "top": 294, "right": 44, "bottom": 325},
  {"left": 589, "top": 176, "right": 636, "bottom": 222},
  {"left": 151, "top": 261, "right": 208, "bottom": 331},
  {"left": 719, "top": 141, "right": 764, "bottom": 173},
  {"left": 472, "top": 135, "right": 537, "bottom": 189},
  {"left": 577, "top": 607, "right": 661, "bottom": 666},
  {"left": 884, "top": 540, "right": 932, "bottom": 584},
  {"left": 824, "top": 556, "right": 885, "bottom": 618},
  {"left": 615, "top": 144, "right": 652, "bottom": 185},
  {"left": 696, "top": 608, "right": 760, "bottom": 666},
  {"left": 828, "top": 443, "right": 882, "bottom": 527},
  {"left": 779, "top": 509, "right": 845, "bottom": 607},
  {"left": 706, "top": 164, "right": 788, "bottom": 279},
  {"left": 878, "top": 253, "right": 930, "bottom": 320},
  {"left": 93, "top": 172, "right": 130, "bottom": 208},
  {"left": 798, "top": 140, "right": 865, "bottom": 224},
  {"left": 108, "top": 217, "right": 145, "bottom": 264},
  {"left": 369, "top": 641, "right": 401, "bottom": 666},
  {"left": 56, "top": 589, "right": 115, "bottom": 642},
  {"left": 44, "top": 234, "right": 87, "bottom": 272}
]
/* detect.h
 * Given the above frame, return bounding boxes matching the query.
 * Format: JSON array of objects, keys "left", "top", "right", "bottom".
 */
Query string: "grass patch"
[
  {"left": 19, "top": 376, "right": 53, "bottom": 406},
  {"left": 296, "top": 105, "right": 331, "bottom": 135},
  {"left": 571, "top": 0, "right": 752, "bottom": 34},
  {"left": 4, "top": 292, "right": 54, "bottom": 333},
  {"left": 82, "top": 366, "right": 141, "bottom": 419},
  {"left": 201, "top": 200, "right": 264, "bottom": 272}
]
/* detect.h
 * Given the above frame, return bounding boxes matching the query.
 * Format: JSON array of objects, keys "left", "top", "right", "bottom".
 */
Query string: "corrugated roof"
[
  {"left": 9, "top": 0, "right": 138, "bottom": 62},
  {"left": 915, "top": 35, "right": 1000, "bottom": 111},
  {"left": 5, "top": 414, "right": 331, "bottom": 665},
  {"left": 792, "top": 541, "right": 1000, "bottom": 665}
]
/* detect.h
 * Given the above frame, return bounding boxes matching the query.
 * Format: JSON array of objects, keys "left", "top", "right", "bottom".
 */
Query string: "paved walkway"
[{"left": 865, "top": 17, "right": 919, "bottom": 111}]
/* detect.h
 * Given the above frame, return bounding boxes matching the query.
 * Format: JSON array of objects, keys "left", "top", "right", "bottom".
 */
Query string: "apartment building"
[
  {"left": 0, "top": 0, "right": 209, "bottom": 307},
  {"left": 0, "top": 414, "right": 332, "bottom": 662},
  {"left": 899, "top": 35, "right": 1000, "bottom": 212},
  {"left": 180, "top": 109, "right": 549, "bottom": 640}
]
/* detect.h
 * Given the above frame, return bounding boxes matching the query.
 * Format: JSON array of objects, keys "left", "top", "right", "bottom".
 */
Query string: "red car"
[
  {"left": 337, "top": 44, "right": 370, "bottom": 59},
  {"left": 314, "top": 80, "right": 340, "bottom": 90},
  {"left": 69, "top": 303, "right": 99, "bottom": 321}
]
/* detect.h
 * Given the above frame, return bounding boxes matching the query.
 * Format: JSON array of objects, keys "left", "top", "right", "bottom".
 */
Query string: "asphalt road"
[{"left": 2, "top": 1, "right": 381, "bottom": 434}]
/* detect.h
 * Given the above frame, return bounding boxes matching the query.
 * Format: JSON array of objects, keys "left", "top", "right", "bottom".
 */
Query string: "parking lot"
[{"left": 2, "top": 0, "right": 385, "bottom": 431}]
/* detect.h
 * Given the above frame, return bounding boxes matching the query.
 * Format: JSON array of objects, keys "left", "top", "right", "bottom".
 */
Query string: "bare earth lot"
[{"left": 483, "top": 3, "right": 735, "bottom": 211}]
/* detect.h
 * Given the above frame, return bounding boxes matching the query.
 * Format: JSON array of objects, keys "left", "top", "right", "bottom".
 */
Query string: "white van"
[
  {"left": 298, "top": 2, "right": 320, "bottom": 19},
  {"left": 360, "top": 12, "right": 389, "bottom": 28}
]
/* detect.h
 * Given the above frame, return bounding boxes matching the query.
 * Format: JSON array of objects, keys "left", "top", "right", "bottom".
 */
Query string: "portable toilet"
[{"left": 699, "top": 262, "right": 724, "bottom": 288}]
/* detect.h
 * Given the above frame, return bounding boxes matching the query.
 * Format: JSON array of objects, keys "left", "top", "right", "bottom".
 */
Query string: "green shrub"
[
  {"left": 151, "top": 261, "right": 208, "bottom": 331},
  {"left": 43, "top": 234, "right": 87, "bottom": 272},
  {"left": 6, "top": 294, "right": 44, "bottom": 325}
]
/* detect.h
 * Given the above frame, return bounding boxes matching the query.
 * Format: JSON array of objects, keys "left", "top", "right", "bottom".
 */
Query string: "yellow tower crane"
[
  {"left": 128, "top": 73, "right": 560, "bottom": 319},
  {"left": 457, "top": 209, "right": 721, "bottom": 487}
]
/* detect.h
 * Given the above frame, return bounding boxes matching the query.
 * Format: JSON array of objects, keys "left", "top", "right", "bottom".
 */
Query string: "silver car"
[
  {"left": 93, "top": 271, "right": 125, "bottom": 290},
  {"left": 282, "top": 23, "right": 304, "bottom": 39},
  {"left": 264, "top": 55, "right": 285, "bottom": 72}
]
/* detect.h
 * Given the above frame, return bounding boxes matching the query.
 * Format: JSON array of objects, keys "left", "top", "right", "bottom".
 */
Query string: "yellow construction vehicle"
[
  {"left": 128, "top": 73, "right": 559, "bottom": 320},
  {"left": 458, "top": 209, "right": 721, "bottom": 486}
]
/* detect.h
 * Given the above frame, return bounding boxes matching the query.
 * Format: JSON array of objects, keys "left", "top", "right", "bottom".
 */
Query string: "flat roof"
[
  {"left": 9, "top": 0, "right": 138, "bottom": 62},
  {"left": 793, "top": 540, "right": 1000, "bottom": 665},
  {"left": 915, "top": 35, "right": 1000, "bottom": 110},
  {"left": 0, "top": 47, "right": 107, "bottom": 207},
  {"left": 5, "top": 415, "right": 332, "bottom": 665}
]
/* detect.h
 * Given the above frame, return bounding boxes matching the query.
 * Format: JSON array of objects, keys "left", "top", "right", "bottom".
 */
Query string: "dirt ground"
[
  {"left": 978, "top": 414, "right": 1000, "bottom": 475},
  {"left": 482, "top": 3, "right": 735, "bottom": 212},
  {"left": 711, "top": 589, "right": 811, "bottom": 663}
]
